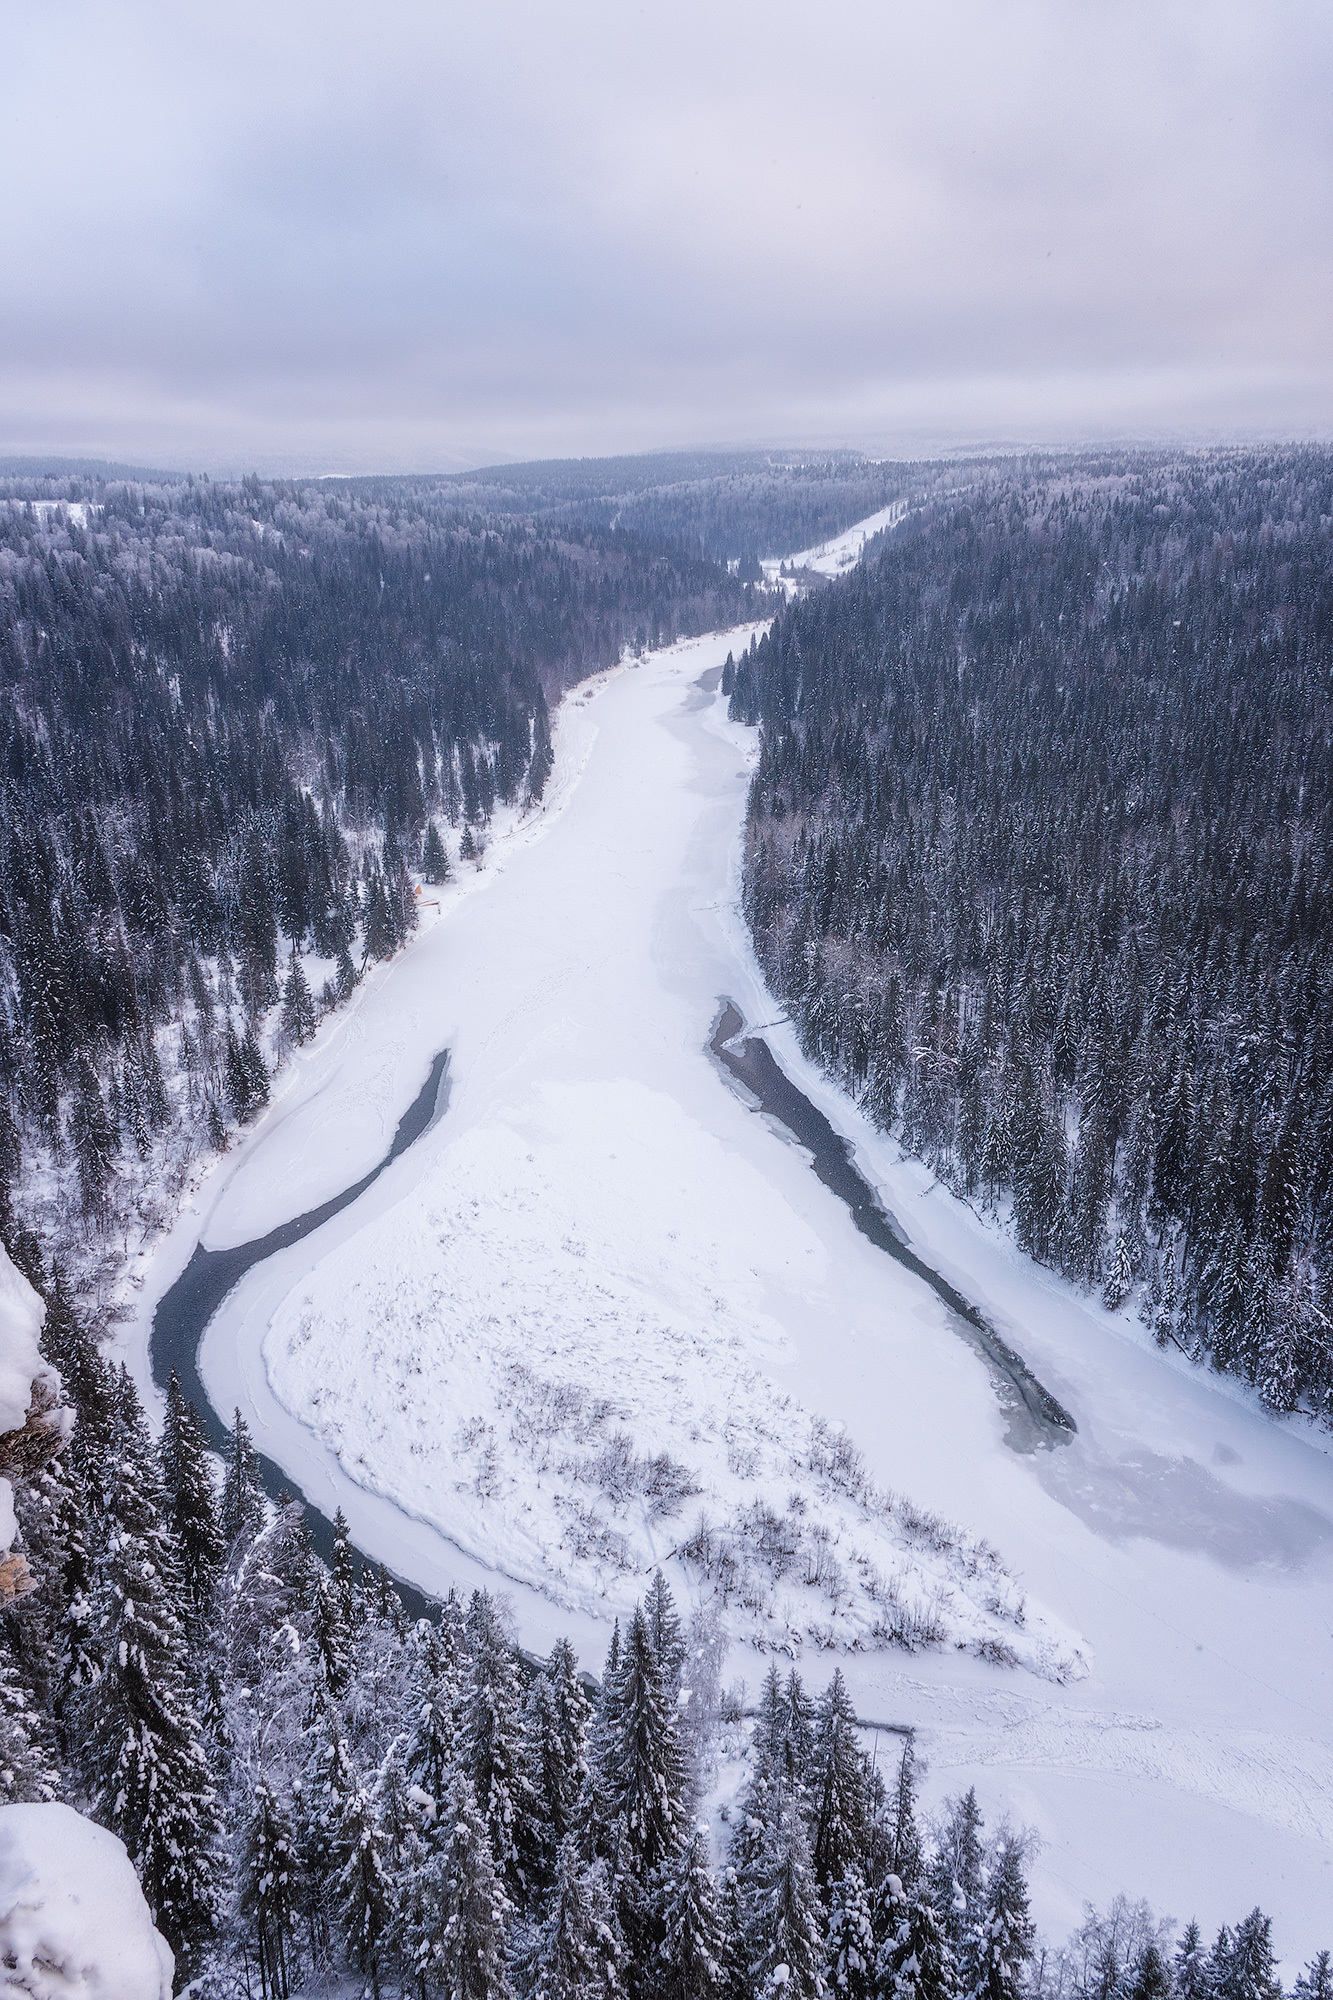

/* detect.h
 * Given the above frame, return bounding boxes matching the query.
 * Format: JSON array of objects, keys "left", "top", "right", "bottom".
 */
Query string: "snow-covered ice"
[
  {"left": 761, "top": 502, "right": 908, "bottom": 589},
  {"left": 131, "top": 602, "right": 1333, "bottom": 1950}
]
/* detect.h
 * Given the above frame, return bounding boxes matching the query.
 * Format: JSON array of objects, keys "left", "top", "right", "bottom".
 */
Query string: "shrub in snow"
[{"left": 0, "top": 1801, "right": 174, "bottom": 1998}]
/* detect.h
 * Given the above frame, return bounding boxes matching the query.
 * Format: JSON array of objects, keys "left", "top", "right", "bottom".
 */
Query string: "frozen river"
[{"left": 132, "top": 616, "right": 1333, "bottom": 1951}]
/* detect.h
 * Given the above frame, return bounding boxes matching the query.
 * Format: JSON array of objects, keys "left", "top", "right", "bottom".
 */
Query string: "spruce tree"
[
  {"left": 332, "top": 1776, "right": 395, "bottom": 1999},
  {"left": 532, "top": 1836, "right": 625, "bottom": 2000},
  {"left": 747, "top": 1801, "right": 827, "bottom": 2000},
  {"left": 83, "top": 1370, "right": 223, "bottom": 1972},
  {"left": 825, "top": 1867, "right": 875, "bottom": 2000},
  {"left": 461, "top": 1588, "right": 539, "bottom": 1896},
  {"left": 969, "top": 1836, "right": 1034, "bottom": 2000},
  {"left": 238, "top": 1777, "right": 299, "bottom": 2000},
  {"left": 809, "top": 1669, "right": 867, "bottom": 1892},
  {"left": 605, "top": 1604, "right": 686, "bottom": 1884},
  {"left": 281, "top": 948, "right": 317, "bottom": 1045},
  {"left": 655, "top": 1824, "right": 725, "bottom": 2000},
  {"left": 1295, "top": 1953, "right": 1333, "bottom": 2000},
  {"left": 160, "top": 1370, "right": 224, "bottom": 1635},
  {"left": 528, "top": 1635, "right": 592, "bottom": 1880},
  {"left": 1174, "top": 1920, "right": 1209, "bottom": 2000},
  {"left": 877, "top": 1876, "right": 958, "bottom": 2000},
  {"left": 432, "top": 1769, "right": 514, "bottom": 2000},
  {"left": 645, "top": 1567, "right": 687, "bottom": 1698},
  {"left": 221, "top": 1406, "right": 267, "bottom": 1552}
]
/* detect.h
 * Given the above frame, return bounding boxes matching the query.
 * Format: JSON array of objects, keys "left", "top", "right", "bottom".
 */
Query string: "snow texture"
[
  {"left": 0, "top": 1249, "right": 53, "bottom": 1557},
  {"left": 129, "top": 569, "right": 1333, "bottom": 1952},
  {"left": 0, "top": 1803, "right": 174, "bottom": 1999}
]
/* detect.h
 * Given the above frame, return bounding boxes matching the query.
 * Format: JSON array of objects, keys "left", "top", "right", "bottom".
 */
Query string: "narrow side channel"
[
  {"left": 708, "top": 1000, "right": 1076, "bottom": 1451},
  {"left": 150, "top": 1048, "right": 451, "bottom": 1610}
]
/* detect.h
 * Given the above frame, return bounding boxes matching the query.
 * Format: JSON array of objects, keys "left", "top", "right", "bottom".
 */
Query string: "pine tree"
[
  {"left": 281, "top": 948, "right": 317, "bottom": 1045},
  {"left": 1212, "top": 1910, "right": 1282, "bottom": 2000},
  {"left": 882, "top": 1888, "right": 958, "bottom": 2000},
  {"left": 747, "top": 1801, "right": 827, "bottom": 2000},
  {"left": 929, "top": 1789, "right": 984, "bottom": 1961},
  {"left": 312, "top": 1564, "right": 355, "bottom": 1698},
  {"left": 655, "top": 1823, "right": 725, "bottom": 2000},
  {"left": 238, "top": 1777, "right": 299, "bottom": 2000},
  {"left": 221, "top": 1406, "right": 267, "bottom": 1552},
  {"left": 461, "top": 1588, "right": 539, "bottom": 1896},
  {"left": 1174, "top": 1922, "right": 1209, "bottom": 2000},
  {"left": 825, "top": 1867, "right": 875, "bottom": 2000},
  {"left": 809, "top": 1668, "right": 867, "bottom": 1891},
  {"left": 430, "top": 1769, "right": 514, "bottom": 2000},
  {"left": 422, "top": 821, "right": 450, "bottom": 884},
  {"left": 605, "top": 1603, "right": 686, "bottom": 1884},
  {"left": 1295, "top": 1952, "right": 1333, "bottom": 2000},
  {"left": 969, "top": 1836, "right": 1034, "bottom": 2000},
  {"left": 531, "top": 1836, "right": 625, "bottom": 2000},
  {"left": 332, "top": 1776, "right": 394, "bottom": 1999},
  {"left": 528, "top": 1635, "right": 592, "bottom": 1880},
  {"left": 404, "top": 1610, "right": 464, "bottom": 1802},
  {"left": 160, "top": 1371, "right": 224, "bottom": 1635},
  {"left": 0, "top": 1641, "right": 59, "bottom": 1803},
  {"left": 1124, "top": 1943, "right": 1172, "bottom": 2000},
  {"left": 82, "top": 1371, "right": 223, "bottom": 1972},
  {"left": 645, "top": 1567, "right": 687, "bottom": 1699},
  {"left": 1101, "top": 1232, "right": 1134, "bottom": 1313}
]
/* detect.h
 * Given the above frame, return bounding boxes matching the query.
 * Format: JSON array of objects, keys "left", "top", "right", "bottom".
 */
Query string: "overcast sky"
[{"left": 3, "top": 1, "right": 1330, "bottom": 473}]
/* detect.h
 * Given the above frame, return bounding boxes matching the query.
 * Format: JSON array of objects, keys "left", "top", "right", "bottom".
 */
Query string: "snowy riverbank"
[{"left": 127, "top": 599, "right": 1333, "bottom": 1952}]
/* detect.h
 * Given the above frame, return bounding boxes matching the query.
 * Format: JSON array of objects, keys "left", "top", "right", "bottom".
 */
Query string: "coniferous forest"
[
  {"left": 1, "top": 452, "right": 1330, "bottom": 1993},
  {"left": 0, "top": 469, "right": 753, "bottom": 1288},
  {"left": 3, "top": 1281, "right": 1325, "bottom": 2000},
  {"left": 730, "top": 450, "right": 1333, "bottom": 1420}
]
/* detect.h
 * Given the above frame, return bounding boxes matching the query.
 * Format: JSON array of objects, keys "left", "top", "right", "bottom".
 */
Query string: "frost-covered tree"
[
  {"left": 160, "top": 1371, "right": 224, "bottom": 1636},
  {"left": 221, "top": 1407, "right": 266, "bottom": 1553},
  {"left": 969, "top": 1836, "right": 1035, "bottom": 2000},
  {"left": 1295, "top": 1952, "right": 1333, "bottom": 2000},
  {"left": 655, "top": 1824, "right": 725, "bottom": 2000},
  {"left": 809, "top": 1669, "right": 867, "bottom": 1892},
  {"left": 876, "top": 1875, "right": 958, "bottom": 2000},
  {"left": 429, "top": 1769, "right": 513, "bottom": 2000},
  {"left": 529, "top": 1835, "right": 625, "bottom": 2000},
  {"left": 528, "top": 1635, "right": 592, "bottom": 1881},
  {"left": 237, "top": 1777, "right": 299, "bottom": 2000},
  {"left": 645, "top": 1567, "right": 686, "bottom": 1698},
  {"left": 332, "top": 1776, "right": 394, "bottom": 1998},
  {"left": 82, "top": 1372, "right": 222, "bottom": 1972},
  {"left": 747, "top": 1802, "right": 826, "bottom": 2000},
  {"left": 825, "top": 1867, "right": 875, "bottom": 2000},
  {"left": 461, "top": 1588, "right": 539, "bottom": 1896},
  {"left": 604, "top": 1604, "right": 686, "bottom": 1884}
]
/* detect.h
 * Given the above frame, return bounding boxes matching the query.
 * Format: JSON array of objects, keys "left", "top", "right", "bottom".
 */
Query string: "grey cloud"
[{"left": 1, "top": 0, "right": 1330, "bottom": 471}]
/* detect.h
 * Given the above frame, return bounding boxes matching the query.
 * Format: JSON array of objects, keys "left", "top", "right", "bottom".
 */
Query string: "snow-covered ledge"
[
  {"left": 0, "top": 1803, "right": 174, "bottom": 1998},
  {"left": 0, "top": 1248, "right": 70, "bottom": 1606}
]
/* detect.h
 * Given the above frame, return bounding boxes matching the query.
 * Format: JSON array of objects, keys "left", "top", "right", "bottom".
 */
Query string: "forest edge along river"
[
  {"left": 151, "top": 1049, "right": 452, "bottom": 1615},
  {"left": 708, "top": 1000, "right": 1077, "bottom": 1451},
  {"left": 152, "top": 991, "right": 1073, "bottom": 1628}
]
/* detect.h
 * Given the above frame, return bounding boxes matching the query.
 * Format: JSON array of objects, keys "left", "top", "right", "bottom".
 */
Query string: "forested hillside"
[
  {"left": 387, "top": 450, "right": 930, "bottom": 569},
  {"left": 731, "top": 450, "right": 1333, "bottom": 1421},
  {"left": 0, "top": 471, "right": 752, "bottom": 1291},
  {"left": 2, "top": 1247, "right": 1321, "bottom": 1996}
]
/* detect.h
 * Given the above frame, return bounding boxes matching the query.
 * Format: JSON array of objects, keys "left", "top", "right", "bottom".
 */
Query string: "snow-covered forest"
[
  {"left": 731, "top": 451, "right": 1333, "bottom": 1421},
  {"left": 0, "top": 468, "right": 758, "bottom": 1299},
  {"left": 1, "top": 450, "right": 1331, "bottom": 1992},
  {"left": 1, "top": 1252, "right": 1325, "bottom": 1998}
]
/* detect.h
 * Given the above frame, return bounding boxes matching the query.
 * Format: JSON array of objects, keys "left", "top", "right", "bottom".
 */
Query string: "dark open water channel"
[{"left": 708, "top": 1000, "right": 1076, "bottom": 1450}]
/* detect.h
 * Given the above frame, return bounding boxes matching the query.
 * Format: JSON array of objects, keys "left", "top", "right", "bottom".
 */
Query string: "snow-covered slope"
[
  {"left": 0, "top": 1803, "right": 175, "bottom": 1999},
  {"left": 130, "top": 596, "right": 1333, "bottom": 1948}
]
